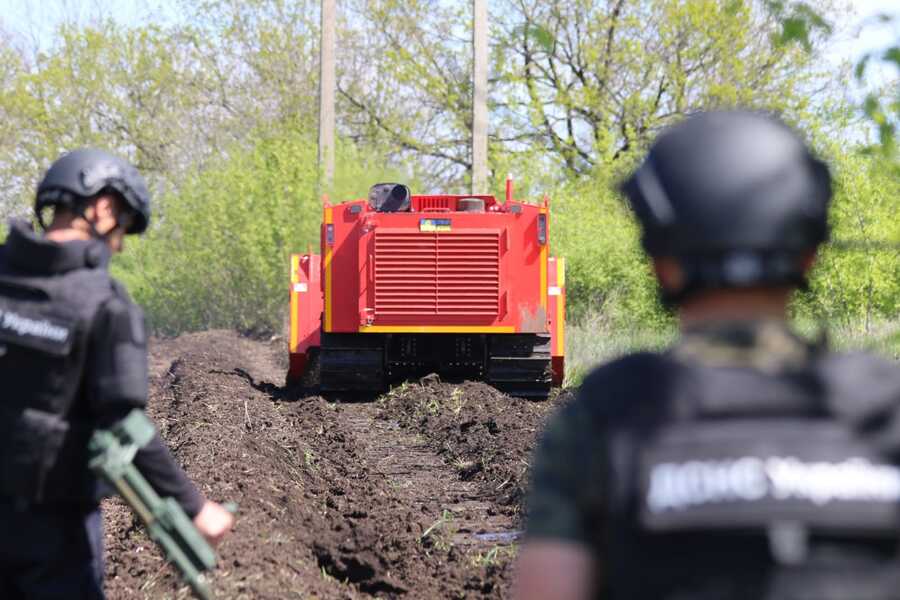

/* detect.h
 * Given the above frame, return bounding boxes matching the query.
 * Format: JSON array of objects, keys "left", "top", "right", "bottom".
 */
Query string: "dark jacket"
[
  {"left": 526, "top": 321, "right": 900, "bottom": 600},
  {"left": 0, "top": 220, "right": 202, "bottom": 516}
]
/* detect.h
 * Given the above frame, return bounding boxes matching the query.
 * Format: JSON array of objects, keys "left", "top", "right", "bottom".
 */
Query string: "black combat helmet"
[
  {"left": 620, "top": 110, "right": 832, "bottom": 302},
  {"left": 35, "top": 148, "right": 151, "bottom": 234}
]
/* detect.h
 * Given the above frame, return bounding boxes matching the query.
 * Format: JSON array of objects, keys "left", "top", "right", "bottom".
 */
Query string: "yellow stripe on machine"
[
  {"left": 540, "top": 207, "right": 548, "bottom": 311},
  {"left": 359, "top": 325, "right": 516, "bottom": 334},
  {"left": 290, "top": 254, "right": 300, "bottom": 352},
  {"left": 324, "top": 207, "right": 333, "bottom": 332},
  {"left": 556, "top": 258, "right": 565, "bottom": 355}
]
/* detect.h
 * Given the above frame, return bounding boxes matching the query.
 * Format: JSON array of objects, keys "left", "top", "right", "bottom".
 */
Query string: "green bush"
[
  {"left": 551, "top": 151, "right": 898, "bottom": 334},
  {"left": 113, "top": 125, "right": 405, "bottom": 335},
  {"left": 551, "top": 171, "right": 671, "bottom": 330},
  {"left": 796, "top": 153, "right": 900, "bottom": 329}
]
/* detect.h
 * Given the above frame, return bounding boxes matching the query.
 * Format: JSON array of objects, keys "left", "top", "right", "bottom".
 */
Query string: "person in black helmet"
[
  {"left": 0, "top": 149, "right": 233, "bottom": 599},
  {"left": 513, "top": 111, "right": 900, "bottom": 600}
]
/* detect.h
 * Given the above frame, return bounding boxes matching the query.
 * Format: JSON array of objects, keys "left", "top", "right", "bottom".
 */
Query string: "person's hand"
[{"left": 193, "top": 500, "right": 234, "bottom": 545}]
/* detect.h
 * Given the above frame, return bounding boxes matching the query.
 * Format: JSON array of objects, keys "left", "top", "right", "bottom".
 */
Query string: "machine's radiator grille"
[
  {"left": 413, "top": 196, "right": 455, "bottom": 212},
  {"left": 374, "top": 230, "right": 500, "bottom": 317}
]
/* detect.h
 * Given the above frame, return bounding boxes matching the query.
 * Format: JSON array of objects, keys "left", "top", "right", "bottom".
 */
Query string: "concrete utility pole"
[
  {"left": 319, "top": 0, "right": 336, "bottom": 189},
  {"left": 472, "top": 0, "right": 488, "bottom": 194}
]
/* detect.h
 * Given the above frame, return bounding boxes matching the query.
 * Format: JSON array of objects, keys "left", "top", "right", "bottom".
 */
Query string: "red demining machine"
[{"left": 286, "top": 182, "right": 565, "bottom": 398}]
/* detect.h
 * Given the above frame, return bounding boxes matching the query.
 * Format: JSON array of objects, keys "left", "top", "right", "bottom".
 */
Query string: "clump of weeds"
[
  {"left": 469, "top": 545, "right": 517, "bottom": 569},
  {"left": 420, "top": 509, "right": 457, "bottom": 553},
  {"left": 449, "top": 386, "right": 467, "bottom": 416}
]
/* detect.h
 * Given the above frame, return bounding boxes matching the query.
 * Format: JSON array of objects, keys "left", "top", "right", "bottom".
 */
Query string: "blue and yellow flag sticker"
[{"left": 419, "top": 218, "right": 452, "bottom": 232}]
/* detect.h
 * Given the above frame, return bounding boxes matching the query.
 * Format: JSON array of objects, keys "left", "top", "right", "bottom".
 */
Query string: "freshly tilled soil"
[
  {"left": 102, "top": 331, "right": 569, "bottom": 599},
  {"left": 378, "top": 378, "right": 565, "bottom": 517}
]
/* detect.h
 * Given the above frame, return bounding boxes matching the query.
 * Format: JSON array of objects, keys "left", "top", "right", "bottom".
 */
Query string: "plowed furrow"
[{"left": 103, "top": 331, "right": 535, "bottom": 600}]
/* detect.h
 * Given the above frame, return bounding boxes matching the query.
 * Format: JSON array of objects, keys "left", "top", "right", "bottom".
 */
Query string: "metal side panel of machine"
[
  {"left": 547, "top": 256, "right": 566, "bottom": 386},
  {"left": 286, "top": 253, "right": 323, "bottom": 385}
]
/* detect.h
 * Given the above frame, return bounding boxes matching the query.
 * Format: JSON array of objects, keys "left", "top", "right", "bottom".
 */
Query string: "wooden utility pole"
[
  {"left": 472, "top": 0, "right": 488, "bottom": 194},
  {"left": 319, "top": 0, "right": 336, "bottom": 189}
]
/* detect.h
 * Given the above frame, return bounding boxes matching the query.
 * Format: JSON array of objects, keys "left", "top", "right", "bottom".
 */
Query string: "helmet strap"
[{"left": 36, "top": 207, "right": 52, "bottom": 232}]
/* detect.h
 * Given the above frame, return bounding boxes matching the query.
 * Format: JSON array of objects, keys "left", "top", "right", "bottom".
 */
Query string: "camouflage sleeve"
[
  {"left": 85, "top": 294, "right": 149, "bottom": 411},
  {"left": 524, "top": 398, "right": 602, "bottom": 550}
]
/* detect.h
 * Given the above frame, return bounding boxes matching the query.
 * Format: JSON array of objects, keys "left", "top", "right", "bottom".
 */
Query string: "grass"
[
  {"left": 303, "top": 448, "right": 317, "bottom": 471},
  {"left": 565, "top": 311, "right": 900, "bottom": 387},
  {"left": 468, "top": 545, "right": 517, "bottom": 568},
  {"left": 420, "top": 509, "right": 457, "bottom": 553},
  {"left": 564, "top": 312, "right": 674, "bottom": 387},
  {"left": 449, "top": 386, "right": 467, "bottom": 416},
  {"left": 816, "top": 320, "right": 900, "bottom": 359}
]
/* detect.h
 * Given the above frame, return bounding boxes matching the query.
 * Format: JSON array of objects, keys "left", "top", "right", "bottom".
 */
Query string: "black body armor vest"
[
  {"left": 0, "top": 225, "right": 116, "bottom": 503},
  {"left": 600, "top": 350, "right": 900, "bottom": 600}
]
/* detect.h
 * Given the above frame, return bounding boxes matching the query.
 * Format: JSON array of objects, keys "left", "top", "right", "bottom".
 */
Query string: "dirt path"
[
  {"left": 340, "top": 402, "right": 517, "bottom": 551},
  {"left": 103, "top": 331, "right": 564, "bottom": 599}
]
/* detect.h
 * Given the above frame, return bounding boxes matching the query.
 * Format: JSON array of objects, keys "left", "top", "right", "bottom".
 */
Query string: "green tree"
[
  {"left": 0, "top": 0, "right": 893, "bottom": 336},
  {"left": 768, "top": 0, "right": 899, "bottom": 166},
  {"left": 0, "top": 1, "right": 326, "bottom": 218},
  {"left": 340, "top": 0, "right": 839, "bottom": 188},
  {"left": 0, "top": 20, "right": 225, "bottom": 216}
]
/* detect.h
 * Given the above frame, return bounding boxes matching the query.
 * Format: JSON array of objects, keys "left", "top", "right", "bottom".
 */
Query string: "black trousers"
[{"left": 0, "top": 502, "right": 104, "bottom": 600}]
